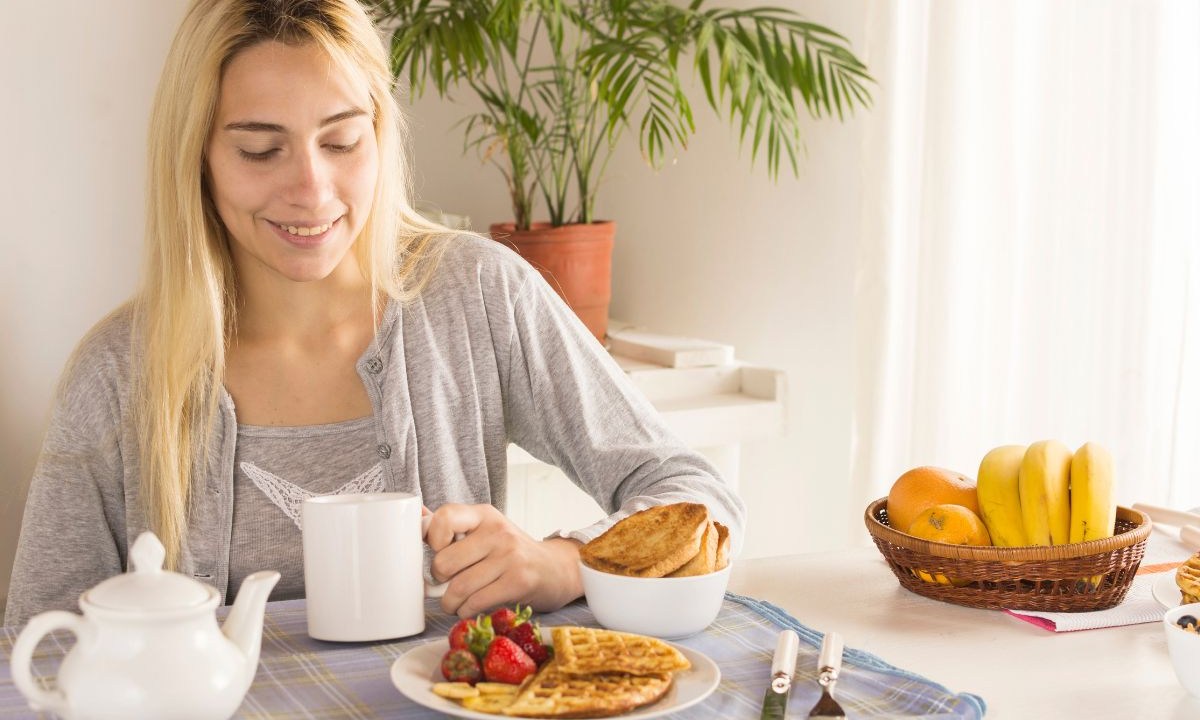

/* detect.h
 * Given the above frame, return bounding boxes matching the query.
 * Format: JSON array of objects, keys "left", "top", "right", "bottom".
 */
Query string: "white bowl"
[
  {"left": 579, "top": 560, "right": 730, "bottom": 639},
  {"left": 1163, "top": 602, "right": 1200, "bottom": 697}
]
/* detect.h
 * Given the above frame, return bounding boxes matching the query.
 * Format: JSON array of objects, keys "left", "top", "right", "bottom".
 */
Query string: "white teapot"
[{"left": 11, "top": 532, "right": 280, "bottom": 720}]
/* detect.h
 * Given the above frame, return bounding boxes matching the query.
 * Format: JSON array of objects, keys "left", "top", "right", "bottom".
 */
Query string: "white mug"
[{"left": 301, "top": 492, "right": 447, "bottom": 641}]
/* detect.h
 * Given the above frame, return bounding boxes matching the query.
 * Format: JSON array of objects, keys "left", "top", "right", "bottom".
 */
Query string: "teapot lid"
[{"left": 84, "top": 532, "right": 214, "bottom": 612}]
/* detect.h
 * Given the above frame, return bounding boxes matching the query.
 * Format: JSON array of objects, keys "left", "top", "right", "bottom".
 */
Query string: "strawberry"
[
  {"left": 490, "top": 604, "right": 532, "bottom": 638},
  {"left": 506, "top": 621, "right": 551, "bottom": 666},
  {"left": 448, "top": 618, "right": 476, "bottom": 651},
  {"left": 440, "top": 648, "right": 482, "bottom": 684},
  {"left": 482, "top": 636, "right": 537, "bottom": 685},
  {"left": 466, "top": 615, "right": 496, "bottom": 658}
]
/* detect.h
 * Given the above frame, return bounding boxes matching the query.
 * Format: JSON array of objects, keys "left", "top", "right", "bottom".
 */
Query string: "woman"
[{"left": 4, "top": 0, "right": 744, "bottom": 627}]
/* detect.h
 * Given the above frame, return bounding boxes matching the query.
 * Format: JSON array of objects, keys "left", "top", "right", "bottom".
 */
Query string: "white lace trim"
[{"left": 239, "top": 461, "right": 387, "bottom": 529}]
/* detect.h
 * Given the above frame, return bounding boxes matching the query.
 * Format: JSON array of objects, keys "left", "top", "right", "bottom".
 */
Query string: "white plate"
[
  {"left": 1153, "top": 571, "right": 1183, "bottom": 609},
  {"left": 389, "top": 627, "right": 721, "bottom": 719}
]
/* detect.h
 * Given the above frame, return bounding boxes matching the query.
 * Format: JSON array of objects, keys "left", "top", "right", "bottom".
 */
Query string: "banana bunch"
[{"left": 976, "top": 441, "right": 1116, "bottom": 548}]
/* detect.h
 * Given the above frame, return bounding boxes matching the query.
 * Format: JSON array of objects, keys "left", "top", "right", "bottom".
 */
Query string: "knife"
[{"left": 760, "top": 629, "right": 799, "bottom": 719}]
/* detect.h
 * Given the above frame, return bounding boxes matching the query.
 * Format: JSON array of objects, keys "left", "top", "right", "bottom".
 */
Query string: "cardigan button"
[
  {"left": 365, "top": 357, "right": 384, "bottom": 374},
  {"left": 377, "top": 443, "right": 392, "bottom": 459}
]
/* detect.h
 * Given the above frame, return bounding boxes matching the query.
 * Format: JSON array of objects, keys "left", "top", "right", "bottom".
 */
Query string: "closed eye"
[
  {"left": 238, "top": 148, "right": 279, "bottom": 162},
  {"left": 326, "top": 141, "right": 359, "bottom": 154}
]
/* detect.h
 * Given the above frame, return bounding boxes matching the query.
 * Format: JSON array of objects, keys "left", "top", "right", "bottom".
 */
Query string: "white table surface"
[{"left": 726, "top": 526, "right": 1200, "bottom": 720}]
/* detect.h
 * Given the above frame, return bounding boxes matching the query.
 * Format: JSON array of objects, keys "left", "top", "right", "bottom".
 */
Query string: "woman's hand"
[{"left": 424, "top": 503, "right": 583, "bottom": 618}]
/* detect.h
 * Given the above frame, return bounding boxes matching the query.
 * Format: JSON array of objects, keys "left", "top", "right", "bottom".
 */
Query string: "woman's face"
[{"left": 206, "top": 41, "right": 378, "bottom": 287}]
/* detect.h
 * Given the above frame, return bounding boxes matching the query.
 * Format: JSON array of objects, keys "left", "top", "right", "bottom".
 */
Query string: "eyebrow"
[{"left": 223, "top": 107, "right": 368, "bottom": 133}]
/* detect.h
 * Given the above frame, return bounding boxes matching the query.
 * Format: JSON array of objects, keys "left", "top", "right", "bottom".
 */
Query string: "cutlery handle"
[
  {"left": 818, "top": 631, "right": 843, "bottom": 673},
  {"left": 1181, "top": 524, "right": 1200, "bottom": 550},
  {"left": 771, "top": 630, "right": 799, "bottom": 677},
  {"left": 1132, "top": 503, "right": 1200, "bottom": 528}
]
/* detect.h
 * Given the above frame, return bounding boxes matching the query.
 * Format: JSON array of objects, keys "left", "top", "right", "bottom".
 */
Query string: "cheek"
[
  {"left": 207, "top": 156, "right": 258, "bottom": 222},
  {"left": 346, "top": 146, "right": 380, "bottom": 207}
]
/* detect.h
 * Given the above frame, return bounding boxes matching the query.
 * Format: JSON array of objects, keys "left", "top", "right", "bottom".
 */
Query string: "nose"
[{"left": 283, "top": 144, "right": 335, "bottom": 209}]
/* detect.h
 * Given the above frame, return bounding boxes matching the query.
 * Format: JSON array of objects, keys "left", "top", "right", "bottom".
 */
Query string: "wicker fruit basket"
[{"left": 864, "top": 498, "right": 1152, "bottom": 611}]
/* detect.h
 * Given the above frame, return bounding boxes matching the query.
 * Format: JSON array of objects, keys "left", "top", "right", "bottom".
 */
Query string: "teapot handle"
[{"left": 12, "top": 610, "right": 90, "bottom": 717}]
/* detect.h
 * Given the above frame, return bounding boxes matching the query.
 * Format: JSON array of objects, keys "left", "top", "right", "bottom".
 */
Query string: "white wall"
[
  {"left": 0, "top": 1, "right": 190, "bottom": 610},
  {"left": 0, "top": 0, "right": 869, "bottom": 608}
]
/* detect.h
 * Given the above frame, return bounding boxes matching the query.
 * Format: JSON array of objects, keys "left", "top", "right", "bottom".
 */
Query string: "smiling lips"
[
  {"left": 269, "top": 217, "right": 340, "bottom": 246},
  {"left": 274, "top": 220, "right": 334, "bottom": 237}
]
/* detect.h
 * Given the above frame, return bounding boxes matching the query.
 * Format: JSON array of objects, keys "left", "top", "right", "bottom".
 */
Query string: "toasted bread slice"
[
  {"left": 714, "top": 521, "right": 730, "bottom": 570},
  {"left": 1178, "top": 554, "right": 1200, "bottom": 604},
  {"left": 666, "top": 519, "right": 717, "bottom": 577},
  {"left": 580, "top": 503, "right": 709, "bottom": 578}
]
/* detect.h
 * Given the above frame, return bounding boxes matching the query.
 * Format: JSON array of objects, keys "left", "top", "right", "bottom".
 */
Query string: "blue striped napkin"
[{"left": 0, "top": 594, "right": 984, "bottom": 718}]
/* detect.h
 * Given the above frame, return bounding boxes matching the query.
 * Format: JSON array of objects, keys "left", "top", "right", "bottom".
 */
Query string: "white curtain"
[{"left": 852, "top": 0, "right": 1200, "bottom": 520}]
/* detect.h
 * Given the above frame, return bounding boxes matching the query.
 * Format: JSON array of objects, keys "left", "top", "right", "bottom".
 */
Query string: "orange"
[
  {"left": 907, "top": 503, "right": 991, "bottom": 587},
  {"left": 906, "top": 504, "right": 992, "bottom": 546},
  {"left": 885, "top": 466, "right": 979, "bottom": 534}
]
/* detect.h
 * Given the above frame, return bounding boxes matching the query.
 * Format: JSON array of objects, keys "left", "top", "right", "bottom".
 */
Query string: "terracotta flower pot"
[{"left": 489, "top": 221, "right": 615, "bottom": 342}]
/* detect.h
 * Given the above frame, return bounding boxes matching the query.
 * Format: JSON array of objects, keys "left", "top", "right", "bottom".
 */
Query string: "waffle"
[
  {"left": 501, "top": 660, "right": 672, "bottom": 718},
  {"left": 552, "top": 626, "right": 690, "bottom": 676},
  {"left": 1177, "top": 554, "right": 1200, "bottom": 604},
  {"left": 580, "top": 503, "right": 709, "bottom": 577}
]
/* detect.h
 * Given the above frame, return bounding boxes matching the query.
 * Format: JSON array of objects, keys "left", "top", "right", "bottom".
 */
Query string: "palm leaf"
[{"left": 373, "top": 0, "right": 874, "bottom": 227}]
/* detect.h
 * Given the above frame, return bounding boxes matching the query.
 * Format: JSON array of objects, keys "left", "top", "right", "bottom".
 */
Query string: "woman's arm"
[
  {"left": 500, "top": 270, "right": 747, "bottom": 548},
  {"left": 422, "top": 242, "right": 745, "bottom": 619},
  {"left": 5, "top": 333, "right": 127, "bottom": 627}
]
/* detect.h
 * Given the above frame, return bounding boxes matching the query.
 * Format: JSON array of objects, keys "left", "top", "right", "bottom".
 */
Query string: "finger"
[
  {"left": 440, "top": 555, "right": 507, "bottom": 617},
  {"left": 430, "top": 528, "right": 494, "bottom": 584},
  {"left": 425, "top": 504, "right": 487, "bottom": 550},
  {"left": 453, "top": 568, "right": 540, "bottom": 619}
]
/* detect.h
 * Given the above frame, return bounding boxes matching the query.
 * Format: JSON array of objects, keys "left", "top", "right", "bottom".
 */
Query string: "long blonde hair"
[{"left": 137, "top": 0, "right": 451, "bottom": 568}]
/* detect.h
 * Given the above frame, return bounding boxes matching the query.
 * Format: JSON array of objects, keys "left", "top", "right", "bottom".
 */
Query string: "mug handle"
[
  {"left": 11, "top": 610, "right": 91, "bottom": 716},
  {"left": 420, "top": 514, "right": 465, "bottom": 599}
]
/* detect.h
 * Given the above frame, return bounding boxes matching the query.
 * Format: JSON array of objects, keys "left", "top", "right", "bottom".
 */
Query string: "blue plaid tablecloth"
[{"left": 0, "top": 594, "right": 984, "bottom": 718}]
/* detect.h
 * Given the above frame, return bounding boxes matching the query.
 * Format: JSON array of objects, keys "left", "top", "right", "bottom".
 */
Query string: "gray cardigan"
[{"left": 5, "top": 236, "right": 745, "bottom": 626}]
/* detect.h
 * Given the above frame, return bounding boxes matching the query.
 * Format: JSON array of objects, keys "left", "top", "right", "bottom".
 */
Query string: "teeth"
[{"left": 279, "top": 222, "right": 332, "bottom": 237}]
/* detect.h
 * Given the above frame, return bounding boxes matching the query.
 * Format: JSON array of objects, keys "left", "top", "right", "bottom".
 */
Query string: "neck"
[{"left": 233, "top": 257, "right": 379, "bottom": 344}]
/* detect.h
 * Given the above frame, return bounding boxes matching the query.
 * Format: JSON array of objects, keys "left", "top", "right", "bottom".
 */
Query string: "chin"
[{"left": 276, "top": 262, "right": 346, "bottom": 284}]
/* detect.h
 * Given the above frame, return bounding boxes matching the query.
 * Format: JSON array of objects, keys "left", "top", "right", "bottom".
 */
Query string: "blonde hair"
[{"left": 137, "top": 0, "right": 452, "bottom": 568}]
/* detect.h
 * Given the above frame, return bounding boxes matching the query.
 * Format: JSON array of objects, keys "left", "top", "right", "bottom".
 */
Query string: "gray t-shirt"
[
  {"left": 6, "top": 235, "right": 746, "bottom": 626},
  {"left": 229, "top": 416, "right": 379, "bottom": 603}
]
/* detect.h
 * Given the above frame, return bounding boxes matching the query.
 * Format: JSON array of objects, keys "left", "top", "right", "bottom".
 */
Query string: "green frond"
[{"left": 373, "top": 0, "right": 873, "bottom": 226}]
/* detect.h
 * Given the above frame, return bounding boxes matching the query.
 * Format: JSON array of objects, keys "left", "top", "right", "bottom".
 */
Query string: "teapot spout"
[{"left": 222, "top": 570, "right": 280, "bottom": 686}]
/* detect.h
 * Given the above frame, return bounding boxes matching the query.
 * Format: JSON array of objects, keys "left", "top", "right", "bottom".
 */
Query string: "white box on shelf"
[{"left": 606, "top": 327, "right": 734, "bottom": 368}]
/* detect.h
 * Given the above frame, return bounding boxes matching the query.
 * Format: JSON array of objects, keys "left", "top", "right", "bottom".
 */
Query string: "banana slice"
[
  {"left": 432, "top": 682, "right": 480, "bottom": 699},
  {"left": 475, "top": 682, "right": 520, "bottom": 695},
  {"left": 462, "top": 693, "right": 517, "bottom": 714}
]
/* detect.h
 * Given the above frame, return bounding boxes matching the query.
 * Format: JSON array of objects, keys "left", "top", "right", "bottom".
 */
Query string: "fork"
[{"left": 807, "top": 631, "right": 846, "bottom": 718}]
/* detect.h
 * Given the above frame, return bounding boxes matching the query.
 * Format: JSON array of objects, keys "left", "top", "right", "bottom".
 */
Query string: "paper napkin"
[
  {"left": 1004, "top": 568, "right": 1176, "bottom": 632},
  {"left": 1003, "top": 526, "right": 1193, "bottom": 632}
]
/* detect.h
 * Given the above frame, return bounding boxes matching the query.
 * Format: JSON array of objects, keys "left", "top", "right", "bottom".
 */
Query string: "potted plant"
[{"left": 372, "top": 0, "right": 872, "bottom": 341}]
